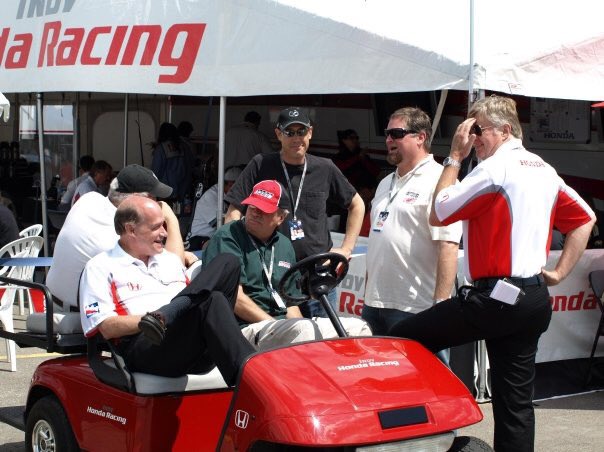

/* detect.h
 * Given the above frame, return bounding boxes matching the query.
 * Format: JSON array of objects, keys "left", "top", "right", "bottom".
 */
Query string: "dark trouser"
[
  {"left": 187, "top": 235, "right": 210, "bottom": 251},
  {"left": 388, "top": 283, "right": 552, "bottom": 452},
  {"left": 118, "top": 254, "right": 255, "bottom": 386},
  {"left": 362, "top": 305, "right": 450, "bottom": 367}
]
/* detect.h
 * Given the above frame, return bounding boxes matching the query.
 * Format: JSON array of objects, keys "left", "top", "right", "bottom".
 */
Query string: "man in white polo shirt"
[
  {"left": 80, "top": 196, "right": 254, "bottom": 385},
  {"left": 47, "top": 164, "right": 184, "bottom": 312},
  {"left": 363, "top": 107, "right": 461, "bottom": 366}
]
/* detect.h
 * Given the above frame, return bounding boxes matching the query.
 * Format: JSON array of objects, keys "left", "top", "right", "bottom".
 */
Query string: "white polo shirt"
[
  {"left": 80, "top": 244, "right": 187, "bottom": 337},
  {"left": 365, "top": 155, "right": 462, "bottom": 313}
]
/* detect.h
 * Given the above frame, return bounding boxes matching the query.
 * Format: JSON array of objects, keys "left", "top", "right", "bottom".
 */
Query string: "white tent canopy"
[{"left": 1, "top": 0, "right": 602, "bottom": 100}]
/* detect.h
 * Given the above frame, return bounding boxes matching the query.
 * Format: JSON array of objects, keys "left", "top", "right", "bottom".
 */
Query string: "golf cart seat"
[
  {"left": 0, "top": 276, "right": 86, "bottom": 354},
  {"left": 26, "top": 310, "right": 83, "bottom": 335},
  {"left": 88, "top": 332, "right": 228, "bottom": 395},
  {"left": 83, "top": 259, "right": 228, "bottom": 395}
]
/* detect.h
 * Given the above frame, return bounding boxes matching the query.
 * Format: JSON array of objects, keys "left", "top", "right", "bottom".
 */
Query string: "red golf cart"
[{"left": 0, "top": 253, "right": 491, "bottom": 451}]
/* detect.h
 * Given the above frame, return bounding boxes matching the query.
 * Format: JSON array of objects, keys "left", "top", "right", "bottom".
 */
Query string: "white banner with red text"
[{"left": 332, "top": 233, "right": 604, "bottom": 363}]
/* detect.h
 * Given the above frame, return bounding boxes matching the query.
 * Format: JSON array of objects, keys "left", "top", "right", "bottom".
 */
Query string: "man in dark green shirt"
[{"left": 204, "top": 180, "right": 371, "bottom": 349}]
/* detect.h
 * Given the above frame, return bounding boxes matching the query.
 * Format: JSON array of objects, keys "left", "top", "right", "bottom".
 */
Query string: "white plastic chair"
[
  {"left": 15, "top": 226, "right": 43, "bottom": 315},
  {"left": 19, "top": 224, "right": 43, "bottom": 238},
  {"left": 0, "top": 236, "right": 44, "bottom": 371}
]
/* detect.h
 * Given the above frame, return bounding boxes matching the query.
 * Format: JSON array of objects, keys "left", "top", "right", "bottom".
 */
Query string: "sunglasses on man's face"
[
  {"left": 470, "top": 123, "right": 495, "bottom": 136},
  {"left": 281, "top": 127, "right": 309, "bottom": 137},
  {"left": 384, "top": 128, "right": 418, "bottom": 139}
]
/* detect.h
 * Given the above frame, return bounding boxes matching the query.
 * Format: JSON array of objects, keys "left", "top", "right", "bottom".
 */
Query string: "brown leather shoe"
[{"left": 138, "top": 312, "right": 166, "bottom": 345}]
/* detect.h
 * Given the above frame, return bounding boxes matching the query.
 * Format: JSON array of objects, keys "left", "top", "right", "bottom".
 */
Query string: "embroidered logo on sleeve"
[
  {"left": 278, "top": 260, "right": 291, "bottom": 268},
  {"left": 85, "top": 301, "right": 100, "bottom": 318}
]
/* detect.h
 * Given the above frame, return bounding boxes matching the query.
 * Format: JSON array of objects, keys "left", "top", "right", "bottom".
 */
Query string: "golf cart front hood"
[{"left": 227, "top": 337, "right": 482, "bottom": 447}]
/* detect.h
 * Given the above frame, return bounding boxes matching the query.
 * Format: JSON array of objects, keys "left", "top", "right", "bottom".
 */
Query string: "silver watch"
[{"left": 443, "top": 157, "right": 461, "bottom": 168}]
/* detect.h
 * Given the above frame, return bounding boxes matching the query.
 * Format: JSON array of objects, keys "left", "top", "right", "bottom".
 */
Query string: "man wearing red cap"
[
  {"left": 205, "top": 180, "right": 370, "bottom": 348},
  {"left": 224, "top": 107, "right": 365, "bottom": 318}
]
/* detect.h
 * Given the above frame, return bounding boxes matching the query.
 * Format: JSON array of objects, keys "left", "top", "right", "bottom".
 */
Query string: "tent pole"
[
  {"left": 73, "top": 93, "right": 80, "bottom": 179},
  {"left": 468, "top": 0, "right": 476, "bottom": 110},
  {"left": 123, "top": 94, "right": 129, "bottom": 168},
  {"left": 12, "top": 94, "right": 19, "bottom": 142},
  {"left": 36, "top": 93, "right": 49, "bottom": 257},
  {"left": 431, "top": 90, "right": 448, "bottom": 142},
  {"left": 216, "top": 97, "right": 226, "bottom": 228}
]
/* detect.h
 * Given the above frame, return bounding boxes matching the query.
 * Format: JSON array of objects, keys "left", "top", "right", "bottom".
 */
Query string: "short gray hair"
[{"left": 468, "top": 95, "right": 523, "bottom": 140}]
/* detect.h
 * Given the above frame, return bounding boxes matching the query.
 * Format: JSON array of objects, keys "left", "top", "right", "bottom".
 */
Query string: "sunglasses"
[
  {"left": 281, "top": 127, "right": 309, "bottom": 137},
  {"left": 384, "top": 128, "right": 418, "bottom": 139},
  {"left": 471, "top": 123, "right": 495, "bottom": 136}
]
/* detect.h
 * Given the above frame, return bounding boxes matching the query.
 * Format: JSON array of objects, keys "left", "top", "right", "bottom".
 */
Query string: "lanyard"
[
  {"left": 246, "top": 228, "right": 275, "bottom": 289},
  {"left": 383, "top": 158, "right": 431, "bottom": 213},
  {"left": 280, "top": 157, "right": 307, "bottom": 221}
]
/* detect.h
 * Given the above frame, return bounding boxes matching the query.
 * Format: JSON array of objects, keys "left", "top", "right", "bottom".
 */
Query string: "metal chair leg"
[{"left": 584, "top": 315, "right": 604, "bottom": 387}]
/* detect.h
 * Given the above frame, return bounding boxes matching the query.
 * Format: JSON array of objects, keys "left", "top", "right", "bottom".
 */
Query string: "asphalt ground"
[{"left": 1, "top": 339, "right": 603, "bottom": 451}]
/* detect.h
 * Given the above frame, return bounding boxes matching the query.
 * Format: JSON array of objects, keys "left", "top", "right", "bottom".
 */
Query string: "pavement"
[{"left": 1, "top": 327, "right": 603, "bottom": 451}]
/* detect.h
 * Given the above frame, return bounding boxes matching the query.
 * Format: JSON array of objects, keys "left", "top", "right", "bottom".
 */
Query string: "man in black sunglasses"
[
  {"left": 362, "top": 107, "right": 461, "bottom": 367},
  {"left": 224, "top": 106, "right": 365, "bottom": 318},
  {"left": 389, "top": 95, "right": 596, "bottom": 452}
]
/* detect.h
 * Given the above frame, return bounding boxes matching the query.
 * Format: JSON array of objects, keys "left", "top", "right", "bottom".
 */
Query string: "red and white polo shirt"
[{"left": 434, "top": 139, "right": 595, "bottom": 282}]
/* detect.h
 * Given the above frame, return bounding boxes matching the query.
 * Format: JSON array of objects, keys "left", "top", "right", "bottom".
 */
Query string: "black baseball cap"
[
  {"left": 116, "top": 164, "right": 173, "bottom": 198},
  {"left": 276, "top": 107, "right": 311, "bottom": 130}
]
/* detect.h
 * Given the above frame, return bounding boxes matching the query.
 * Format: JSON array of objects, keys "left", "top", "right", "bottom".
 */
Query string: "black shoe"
[{"left": 138, "top": 312, "right": 166, "bottom": 345}]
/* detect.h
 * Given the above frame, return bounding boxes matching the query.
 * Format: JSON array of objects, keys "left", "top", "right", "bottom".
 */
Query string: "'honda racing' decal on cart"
[
  {"left": 86, "top": 405, "right": 128, "bottom": 425},
  {"left": 337, "top": 358, "right": 400, "bottom": 372}
]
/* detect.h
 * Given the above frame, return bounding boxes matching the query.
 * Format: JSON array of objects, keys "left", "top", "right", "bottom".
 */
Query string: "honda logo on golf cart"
[{"left": 235, "top": 410, "right": 249, "bottom": 429}]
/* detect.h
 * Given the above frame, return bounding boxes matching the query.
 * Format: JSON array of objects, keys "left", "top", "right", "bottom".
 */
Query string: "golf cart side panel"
[
  {"left": 223, "top": 338, "right": 482, "bottom": 449},
  {"left": 30, "top": 356, "right": 234, "bottom": 451}
]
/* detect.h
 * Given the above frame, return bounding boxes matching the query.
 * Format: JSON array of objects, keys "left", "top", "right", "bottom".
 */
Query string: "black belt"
[
  {"left": 52, "top": 295, "right": 80, "bottom": 313},
  {"left": 474, "top": 274, "right": 544, "bottom": 291}
]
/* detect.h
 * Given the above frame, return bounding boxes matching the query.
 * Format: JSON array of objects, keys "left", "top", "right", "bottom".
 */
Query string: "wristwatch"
[{"left": 443, "top": 157, "right": 461, "bottom": 169}]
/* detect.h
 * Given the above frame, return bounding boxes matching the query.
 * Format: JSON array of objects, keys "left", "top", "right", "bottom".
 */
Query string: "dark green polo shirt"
[{"left": 203, "top": 219, "right": 300, "bottom": 326}]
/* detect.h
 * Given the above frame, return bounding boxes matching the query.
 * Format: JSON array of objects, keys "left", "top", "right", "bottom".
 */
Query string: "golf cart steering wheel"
[{"left": 278, "top": 252, "right": 349, "bottom": 305}]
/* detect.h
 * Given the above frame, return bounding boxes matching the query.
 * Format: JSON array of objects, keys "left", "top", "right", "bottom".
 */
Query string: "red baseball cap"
[{"left": 241, "top": 180, "right": 287, "bottom": 214}]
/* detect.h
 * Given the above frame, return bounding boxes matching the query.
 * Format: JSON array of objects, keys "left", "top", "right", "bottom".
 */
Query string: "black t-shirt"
[{"left": 225, "top": 152, "right": 356, "bottom": 260}]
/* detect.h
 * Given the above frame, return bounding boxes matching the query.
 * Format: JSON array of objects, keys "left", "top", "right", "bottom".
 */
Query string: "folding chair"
[
  {"left": 19, "top": 224, "right": 43, "bottom": 238},
  {"left": 585, "top": 270, "right": 604, "bottom": 386},
  {"left": 0, "top": 236, "right": 44, "bottom": 371}
]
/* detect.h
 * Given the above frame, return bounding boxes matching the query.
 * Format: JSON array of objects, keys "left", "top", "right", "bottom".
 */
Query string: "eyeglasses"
[
  {"left": 471, "top": 124, "right": 495, "bottom": 136},
  {"left": 344, "top": 135, "right": 359, "bottom": 140},
  {"left": 384, "top": 128, "right": 418, "bottom": 139},
  {"left": 281, "top": 127, "right": 309, "bottom": 137}
]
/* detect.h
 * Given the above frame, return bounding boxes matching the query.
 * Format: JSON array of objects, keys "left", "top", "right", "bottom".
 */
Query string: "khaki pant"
[{"left": 241, "top": 317, "right": 372, "bottom": 350}]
